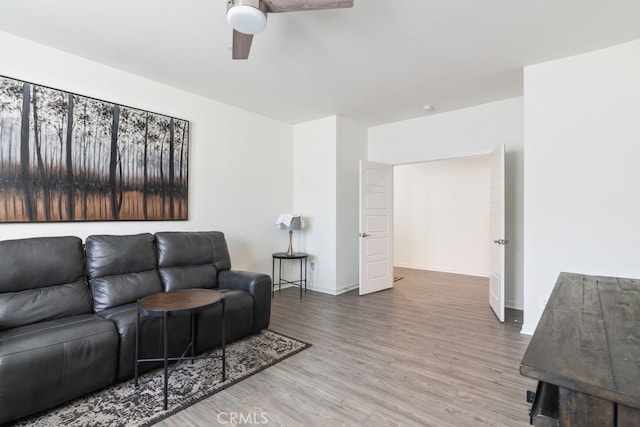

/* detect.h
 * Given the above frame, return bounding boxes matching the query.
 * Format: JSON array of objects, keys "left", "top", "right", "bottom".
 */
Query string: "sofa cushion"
[
  {"left": 158, "top": 264, "right": 217, "bottom": 292},
  {"left": 85, "top": 233, "right": 163, "bottom": 312},
  {"left": 0, "top": 314, "right": 118, "bottom": 424},
  {"left": 0, "top": 236, "right": 91, "bottom": 330},
  {"left": 0, "top": 281, "right": 92, "bottom": 331},
  {"left": 155, "top": 231, "right": 231, "bottom": 291}
]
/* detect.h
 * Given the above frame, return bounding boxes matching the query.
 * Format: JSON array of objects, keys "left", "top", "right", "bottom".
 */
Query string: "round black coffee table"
[{"left": 134, "top": 288, "right": 225, "bottom": 410}]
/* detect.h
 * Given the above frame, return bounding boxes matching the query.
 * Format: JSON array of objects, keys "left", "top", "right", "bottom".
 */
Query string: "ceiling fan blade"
[
  {"left": 263, "top": 0, "right": 353, "bottom": 13},
  {"left": 232, "top": 30, "right": 253, "bottom": 60}
]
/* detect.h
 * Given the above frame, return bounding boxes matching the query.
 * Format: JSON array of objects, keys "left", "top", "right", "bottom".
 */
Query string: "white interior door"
[
  {"left": 489, "top": 144, "right": 506, "bottom": 322},
  {"left": 359, "top": 161, "right": 393, "bottom": 295}
]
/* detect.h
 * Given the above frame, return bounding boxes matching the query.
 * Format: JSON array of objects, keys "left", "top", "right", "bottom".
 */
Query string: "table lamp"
[{"left": 276, "top": 213, "right": 303, "bottom": 256}]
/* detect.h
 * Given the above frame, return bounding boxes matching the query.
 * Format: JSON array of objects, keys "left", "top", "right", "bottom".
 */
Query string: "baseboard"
[
  {"left": 336, "top": 282, "right": 359, "bottom": 295},
  {"left": 274, "top": 281, "right": 358, "bottom": 296},
  {"left": 272, "top": 283, "right": 295, "bottom": 291},
  {"left": 308, "top": 282, "right": 359, "bottom": 296},
  {"left": 394, "top": 263, "right": 489, "bottom": 278},
  {"left": 520, "top": 323, "right": 535, "bottom": 336},
  {"left": 505, "top": 299, "right": 524, "bottom": 310}
]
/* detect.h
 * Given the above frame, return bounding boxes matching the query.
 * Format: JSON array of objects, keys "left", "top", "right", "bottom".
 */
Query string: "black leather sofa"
[{"left": 0, "top": 231, "right": 271, "bottom": 424}]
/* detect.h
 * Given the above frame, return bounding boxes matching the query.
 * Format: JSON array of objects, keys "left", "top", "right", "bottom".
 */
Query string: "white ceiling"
[{"left": 0, "top": 0, "right": 639, "bottom": 126}]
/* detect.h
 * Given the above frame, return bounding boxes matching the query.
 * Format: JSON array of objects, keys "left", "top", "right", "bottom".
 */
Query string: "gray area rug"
[{"left": 13, "top": 330, "right": 310, "bottom": 427}]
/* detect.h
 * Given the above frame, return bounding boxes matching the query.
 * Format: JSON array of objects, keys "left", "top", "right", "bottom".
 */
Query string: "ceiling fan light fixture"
[{"left": 227, "top": 3, "right": 267, "bottom": 35}]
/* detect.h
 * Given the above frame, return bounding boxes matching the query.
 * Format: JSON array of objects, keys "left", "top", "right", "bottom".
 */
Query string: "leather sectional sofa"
[{"left": 0, "top": 231, "right": 271, "bottom": 424}]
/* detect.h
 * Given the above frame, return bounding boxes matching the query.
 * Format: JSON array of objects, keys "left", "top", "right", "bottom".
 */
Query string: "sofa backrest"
[
  {"left": 85, "top": 233, "right": 163, "bottom": 312},
  {"left": 0, "top": 236, "right": 92, "bottom": 330},
  {"left": 155, "top": 231, "right": 231, "bottom": 292}
]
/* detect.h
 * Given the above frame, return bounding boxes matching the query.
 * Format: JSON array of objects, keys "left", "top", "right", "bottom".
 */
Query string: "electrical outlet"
[{"left": 310, "top": 262, "right": 315, "bottom": 271}]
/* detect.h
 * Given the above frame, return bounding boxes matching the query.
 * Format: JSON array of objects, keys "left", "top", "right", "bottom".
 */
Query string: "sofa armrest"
[{"left": 218, "top": 270, "right": 271, "bottom": 333}]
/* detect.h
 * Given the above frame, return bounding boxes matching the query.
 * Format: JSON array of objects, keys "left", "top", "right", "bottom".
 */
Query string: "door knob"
[
  {"left": 360, "top": 233, "right": 370, "bottom": 238},
  {"left": 493, "top": 239, "right": 509, "bottom": 245}
]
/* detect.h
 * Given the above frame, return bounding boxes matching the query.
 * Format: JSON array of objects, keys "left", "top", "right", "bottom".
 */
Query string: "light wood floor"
[{"left": 158, "top": 268, "right": 537, "bottom": 426}]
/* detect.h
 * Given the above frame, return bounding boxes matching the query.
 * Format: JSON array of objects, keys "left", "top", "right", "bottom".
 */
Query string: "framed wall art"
[{"left": 0, "top": 75, "right": 189, "bottom": 222}]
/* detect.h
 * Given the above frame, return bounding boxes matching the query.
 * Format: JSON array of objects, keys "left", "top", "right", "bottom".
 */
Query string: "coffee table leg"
[
  {"left": 222, "top": 297, "right": 226, "bottom": 382},
  {"left": 191, "top": 314, "right": 195, "bottom": 363},
  {"left": 163, "top": 312, "right": 168, "bottom": 411},
  {"left": 134, "top": 310, "right": 140, "bottom": 387}
]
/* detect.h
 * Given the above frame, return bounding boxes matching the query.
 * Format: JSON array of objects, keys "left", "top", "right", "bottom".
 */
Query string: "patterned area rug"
[{"left": 13, "top": 330, "right": 310, "bottom": 427}]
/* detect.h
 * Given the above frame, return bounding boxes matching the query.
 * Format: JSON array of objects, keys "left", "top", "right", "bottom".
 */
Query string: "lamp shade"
[{"left": 276, "top": 214, "right": 302, "bottom": 231}]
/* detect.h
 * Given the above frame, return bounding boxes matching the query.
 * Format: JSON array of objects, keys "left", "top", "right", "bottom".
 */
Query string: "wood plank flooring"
[{"left": 158, "top": 267, "right": 537, "bottom": 426}]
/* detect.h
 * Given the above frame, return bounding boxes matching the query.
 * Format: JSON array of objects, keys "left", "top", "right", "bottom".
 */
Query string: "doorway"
[
  {"left": 393, "top": 156, "right": 491, "bottom": 278},
  {"left": 391, "top": 154, "right": 522, "bottom": 324}
]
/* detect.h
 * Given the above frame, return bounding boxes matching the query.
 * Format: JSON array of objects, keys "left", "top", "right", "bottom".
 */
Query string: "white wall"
[
  {"left": 369, "top": 98, "right": 524, "bottom": 309},
  {"left": 292, "top": 115, "right": 367, "bottom": 295},
  {"left": 293, "top": 116, "right": 337, "bottom": 292},
  {"left": 394, "top": 156, "right": 490, "bottom": 277},
  {"left": 0, "top": 31, "right": 293, "bottom": 275},
  {"left": 522, "top": 38, "right": 640, "bottom": 334},
  {"left": 336, "top": 117, "right": 368, "bottom": 292}
]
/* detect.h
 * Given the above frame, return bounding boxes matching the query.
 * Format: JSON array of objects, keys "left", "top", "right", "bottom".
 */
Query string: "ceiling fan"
[{"left": 226, "top": 0, "right": 354, "bottom": 60}]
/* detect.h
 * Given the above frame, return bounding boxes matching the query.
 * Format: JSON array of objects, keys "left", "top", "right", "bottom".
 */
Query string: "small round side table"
[{"left": 272, "top": 252, "right": 308, "bottom": 298}]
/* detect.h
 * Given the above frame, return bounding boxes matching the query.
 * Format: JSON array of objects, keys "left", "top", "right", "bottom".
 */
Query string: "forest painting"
[{"left": 0, "top": 75, "right": 189, "bottom": 222}]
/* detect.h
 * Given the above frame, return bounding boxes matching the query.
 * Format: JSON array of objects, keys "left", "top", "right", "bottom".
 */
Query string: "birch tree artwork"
[{"left": 0, "top": 75, "right": 189, "bottom": 222}]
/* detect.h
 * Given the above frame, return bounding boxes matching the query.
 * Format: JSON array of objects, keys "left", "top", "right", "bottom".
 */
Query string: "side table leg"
[
  {"left": 163, "top": 312, "right": 168, "bottom": 410},
  {"left": 299, "top": 258, "right": 303, "bottom": 299},
  {"left": 272, "top": 257, "right": 275, "bottom": 298}
]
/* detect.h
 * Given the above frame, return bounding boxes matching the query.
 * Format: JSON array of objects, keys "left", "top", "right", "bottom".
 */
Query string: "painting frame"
[{"left": 0, "top": 74, "right": 189, "bottom": 223}]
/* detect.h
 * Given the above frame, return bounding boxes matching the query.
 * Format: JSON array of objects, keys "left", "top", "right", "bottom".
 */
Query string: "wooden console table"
[{"left": 520, "top": 273, "right": 640, "bottom": 426}]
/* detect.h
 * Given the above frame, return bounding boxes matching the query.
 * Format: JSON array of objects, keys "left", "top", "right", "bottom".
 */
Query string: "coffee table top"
[{"left": 138, "top": 288, "right": 223, "bottom": 317}]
